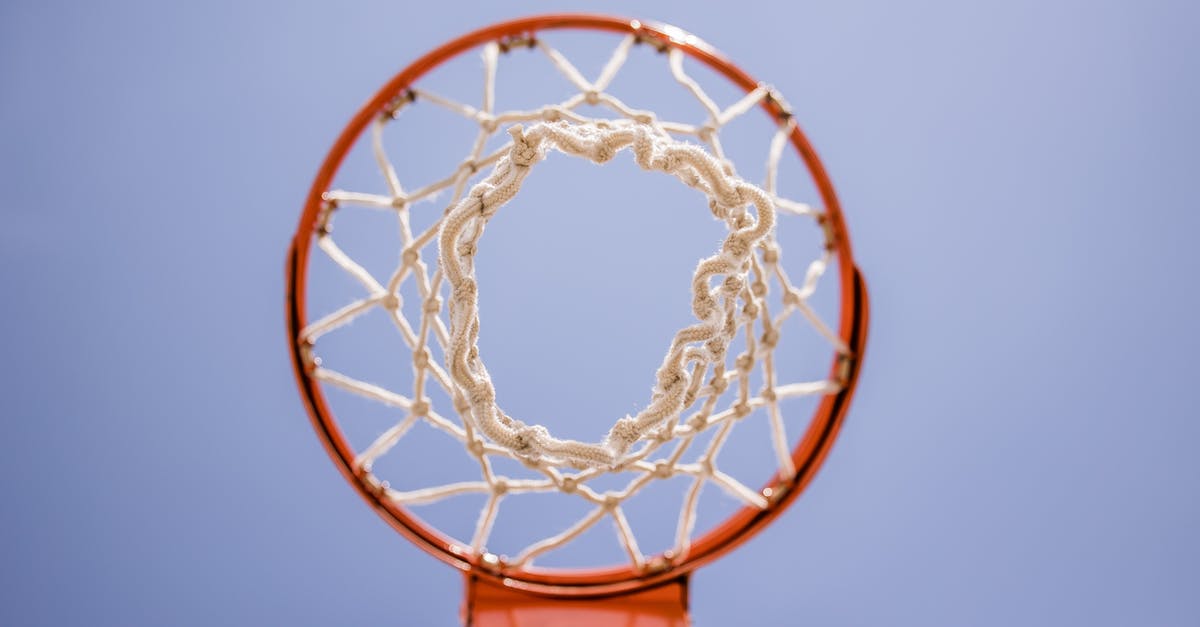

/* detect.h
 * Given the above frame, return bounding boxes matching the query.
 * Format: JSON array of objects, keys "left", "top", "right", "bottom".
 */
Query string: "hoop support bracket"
[{"left": 463, "top": 573, "right": 690, "bottom": 626}]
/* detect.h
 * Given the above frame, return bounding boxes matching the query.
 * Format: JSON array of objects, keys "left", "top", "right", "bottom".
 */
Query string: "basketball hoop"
[{"left": 287, "top": 14, "right": 868, "bottom": 625}]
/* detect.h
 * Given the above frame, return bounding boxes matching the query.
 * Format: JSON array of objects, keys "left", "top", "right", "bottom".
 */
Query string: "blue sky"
[{"left": 1, "top": 1, "right": 1197, "bottom": 625}]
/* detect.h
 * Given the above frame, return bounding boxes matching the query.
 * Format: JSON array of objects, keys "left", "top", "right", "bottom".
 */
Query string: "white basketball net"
[{"left": 301, "top": 33, "right": 850, "bottom": 571}]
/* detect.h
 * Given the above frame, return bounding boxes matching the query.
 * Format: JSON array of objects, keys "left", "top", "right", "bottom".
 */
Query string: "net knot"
[
  {"left": 410, "top": 399, "right": 430, "bottom": 417},
  {"left": 637, "top": 141, "right": 681, "bottom": 173},
  {"left": 507, "top": 125, "right": 541, "bottom": 167},
  {"left": 710, "top": 375, "right": 729, "bottom": 395},
  {"left": 458, "top": 159, "right": 480, "bottom": 175},
  {"left": 678, "top": 168, "right": 700, "bottom": 189},
  {"left": 656, "top": 368, "right": 686, "bottom": 392},
  {"left": 413, "top": 348, "right": 431, "bottom": 369},
  {"left": 761, "top": 244, "right": 780, "bottom": 265},
  {"left": 705, "top": 338, "right": 727, "bottom": 361},
  {"left": 606, "top": 416, "right": 641, "bottom": 454},
  {"left": 584, "top": 90, "right": 601, "bottom": 105},
  {"left": 761, "top": 327, "right": 779, "bottom": 349},
  {"left": 730, "top": 207, "right": 752, "bottom": 229},
  {"left": 694, "top": 280, "right": 716, "bottom": 303},
  {"left": 722, "top": 235, "right": 751, "bottom": 260},
  {"left": 514, "top": 424, "right": 548, "bottom": 454},
  {"left": 454, "top": 279, "right": 478, "bottom": 303},
  {"left": 477, "top": 113, "right": 498, "bottom": 133},
  {"left": 468, "top": 383, "right": 494, "bottom": 407},
  {"left": 711, "top": 186, "right": 742, "bottom": 213},
  {"left": 469, "top": 184, "right": 500, "bottom": 218}
]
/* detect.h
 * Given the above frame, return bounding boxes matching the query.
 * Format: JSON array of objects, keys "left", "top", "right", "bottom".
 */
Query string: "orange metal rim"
[{"left": 287, "top": 13, "right": 869, "bottom": 597}]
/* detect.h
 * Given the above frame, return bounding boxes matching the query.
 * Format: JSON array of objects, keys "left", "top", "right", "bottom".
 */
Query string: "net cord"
[{"left": 302, "top": 35, "right": 846, "bottom": 570}]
